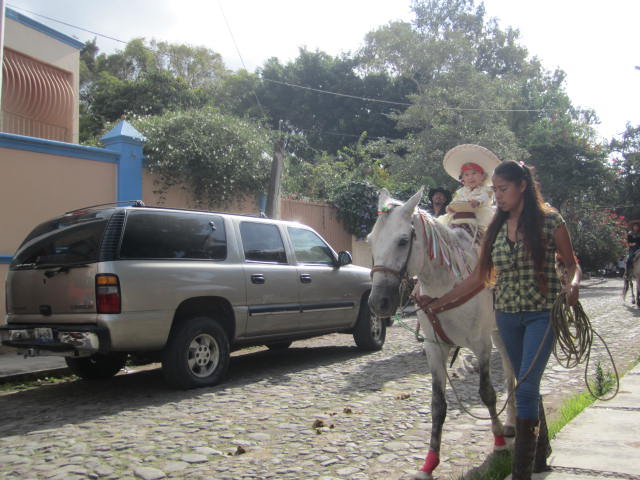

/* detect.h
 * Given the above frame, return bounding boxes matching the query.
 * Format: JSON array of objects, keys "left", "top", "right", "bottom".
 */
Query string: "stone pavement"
[{"left": 0, "top": 277, "right": 639, "bottom": 480}]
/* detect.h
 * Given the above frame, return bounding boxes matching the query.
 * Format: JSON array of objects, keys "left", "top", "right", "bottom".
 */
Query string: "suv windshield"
[{"left": 11, "top": 210, "right": 113, "bottom": 269}]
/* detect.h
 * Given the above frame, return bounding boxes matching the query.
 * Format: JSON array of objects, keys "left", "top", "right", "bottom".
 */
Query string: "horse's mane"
[
  {"left": 415, "top": 208, "right": 478, "bottom": 277},
  {"left": 417, "top": 208, "right": 474, "bottom": 250}
]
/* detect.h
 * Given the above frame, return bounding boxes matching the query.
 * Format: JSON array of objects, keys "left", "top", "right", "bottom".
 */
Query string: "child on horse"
[{"left": 438, "top": 144, "right": 501, "bottom": 242}]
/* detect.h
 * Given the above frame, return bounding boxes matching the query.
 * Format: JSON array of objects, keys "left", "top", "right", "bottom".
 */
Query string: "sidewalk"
[
  {"left": 504, "top": 362, "right": 640, "bottom": 480},
  {"left": 533, "top": 362, "right": 640, "bottom": 479},
  {"left": 0, "top": 352, "right": 68, "bottom": 383}
]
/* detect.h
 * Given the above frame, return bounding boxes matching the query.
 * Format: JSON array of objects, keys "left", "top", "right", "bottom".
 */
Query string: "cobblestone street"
[{"left": 1, "top": 278, "right": 639, "bottom": 480}]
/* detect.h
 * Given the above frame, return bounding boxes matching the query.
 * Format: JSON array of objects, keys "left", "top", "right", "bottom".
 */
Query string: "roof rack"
[{"left": 64, "top": 200, "right": 145, "bottom": 215}]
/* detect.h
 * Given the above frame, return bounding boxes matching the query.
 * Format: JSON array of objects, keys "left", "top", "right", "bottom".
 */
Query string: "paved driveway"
[{"left": 1, "top": 278, "right": 638, "bottom": 480}]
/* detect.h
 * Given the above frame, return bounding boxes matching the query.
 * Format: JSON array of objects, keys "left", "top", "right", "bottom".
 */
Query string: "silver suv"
[{"left": 1, "top": 203, "right": 386, "bottom": 388}]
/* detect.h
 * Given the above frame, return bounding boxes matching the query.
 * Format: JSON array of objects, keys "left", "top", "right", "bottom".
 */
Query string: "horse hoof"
[
  {"left": 408, "top": 471, "right": 433, "bottom": 480},
  {"left": 503, "top": 425, "right": 516, "bottom": 437}
]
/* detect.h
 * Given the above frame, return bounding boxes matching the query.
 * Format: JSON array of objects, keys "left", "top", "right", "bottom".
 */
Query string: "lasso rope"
[{"left": 551, "top": 293, "right": 619, "bottom": 400}]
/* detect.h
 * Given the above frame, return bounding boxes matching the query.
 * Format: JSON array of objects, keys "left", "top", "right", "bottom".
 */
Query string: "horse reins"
[{"left": 412, "top": 285, "right": 485, "bottom": 346}]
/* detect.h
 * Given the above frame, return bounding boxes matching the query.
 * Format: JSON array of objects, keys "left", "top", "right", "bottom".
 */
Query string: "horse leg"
[
  {"left": 413, "top": 343, "right": 449, "bottom": 480},
  {"left": 475, "top": 344, "right": 508, "bottom": 451},
  {"left": 492, "top": 329, "right": 516, "bottom": 437}
]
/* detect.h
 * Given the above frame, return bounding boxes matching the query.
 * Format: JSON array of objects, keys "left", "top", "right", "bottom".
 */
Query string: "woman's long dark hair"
[{"left": 478, "top": 161, "right": 552, "bottom": 293}]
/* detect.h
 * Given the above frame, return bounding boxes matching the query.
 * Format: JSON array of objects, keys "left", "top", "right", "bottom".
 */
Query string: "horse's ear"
[
  {"left": 378, "top": 188, "right": 392, "bottom": 210},
  {"left": 401, "top": 187, "right": 424, "bottom": 216}
]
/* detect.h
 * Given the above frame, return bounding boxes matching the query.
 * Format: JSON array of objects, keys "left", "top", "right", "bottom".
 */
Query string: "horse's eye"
[{"left": 398, "top": 237, "right": 409, "bottom": 247}]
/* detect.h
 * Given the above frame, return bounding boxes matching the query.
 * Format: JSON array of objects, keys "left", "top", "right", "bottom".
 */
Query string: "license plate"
[{"left": 34, "top": 328, "right": 53, "bottom": 342}]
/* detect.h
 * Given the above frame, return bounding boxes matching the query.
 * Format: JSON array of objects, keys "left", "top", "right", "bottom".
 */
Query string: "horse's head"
[{"left": 367, "top": 187, "right": 423, "bottom": 317}]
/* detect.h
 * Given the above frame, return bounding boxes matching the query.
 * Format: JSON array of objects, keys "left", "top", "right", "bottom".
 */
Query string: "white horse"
[{"left": 367, "top": 188, "right": 516, "bottom": 480}]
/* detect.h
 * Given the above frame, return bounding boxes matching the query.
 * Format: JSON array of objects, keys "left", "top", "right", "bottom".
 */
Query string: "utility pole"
[{"left": 265, "top": 122, "right": 284, "bottom": 219}]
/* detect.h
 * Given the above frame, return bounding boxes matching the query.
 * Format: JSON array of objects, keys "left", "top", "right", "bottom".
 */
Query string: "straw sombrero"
[{"left": 443, "top": 144, "right": 501, "bottom": 186}]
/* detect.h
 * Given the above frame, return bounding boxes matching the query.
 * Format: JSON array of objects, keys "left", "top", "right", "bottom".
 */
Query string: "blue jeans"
[{"left": 496, "top": 310, "right": 555, "bottom": 419}]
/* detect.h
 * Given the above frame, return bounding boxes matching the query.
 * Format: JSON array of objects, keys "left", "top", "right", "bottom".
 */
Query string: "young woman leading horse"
[
  {"left": 426, "top": 161, "right": 581, "bottom": 479},
  {"left": 368, "top": 188, "right": 516, "bottom": 480}
]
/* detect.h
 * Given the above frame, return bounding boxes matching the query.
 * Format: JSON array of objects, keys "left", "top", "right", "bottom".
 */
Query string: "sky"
[{"left": 6, "top": 0, "right": 640, "bottom": 142}]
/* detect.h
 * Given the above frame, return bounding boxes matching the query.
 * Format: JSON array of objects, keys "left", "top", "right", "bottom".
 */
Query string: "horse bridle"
[{"left": 370, "top": 222, "right": 416, "bottom": 280}]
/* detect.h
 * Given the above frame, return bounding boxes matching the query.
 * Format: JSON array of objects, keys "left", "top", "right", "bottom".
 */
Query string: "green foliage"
[
  {"left": 563, "top": 204, "right": 627, "bottom": 271},
  {"left": 79, "top": 38, "right": 228, "bottom": 143},
  {"left": 524, "top": 117, "right": 613, "bottom": 209},
  {"left": 548, "top": 390, "right": 595, "bottom": 440},
  {"left": 592, "top": 360, "right": 616, "bottom": 397},
  {"left": 257, "top": 48, "right": 415, "bottom": 154},
  {"left": 331, "top": 181, "right": 379, "bottom": 238},
  {"left": 611, "top": 125, "right": 640, "bottom": 221},
  {"left": 131, "top": 107, "right": 272, "bottom": 208}
]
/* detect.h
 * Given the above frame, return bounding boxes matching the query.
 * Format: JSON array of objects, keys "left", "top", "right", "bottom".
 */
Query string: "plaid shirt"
[{"left": 492, "top": 210, "right": 564, "bottom": 312}]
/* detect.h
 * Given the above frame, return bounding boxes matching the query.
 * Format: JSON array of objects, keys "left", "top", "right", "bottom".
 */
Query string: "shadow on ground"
[{"left": 0, "top": 343, "right": 371, "bottom": 437}]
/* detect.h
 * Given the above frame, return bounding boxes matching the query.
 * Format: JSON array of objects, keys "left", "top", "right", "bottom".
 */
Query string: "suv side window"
[
  {"left": 287, "top": 227, "right": 335, "bottom": 265},
  {"left": 240, "top": 222, "right": 287, "bottom": 264},
  {"left": 120, "top": 211, "right": 227, "bottom": 260}
]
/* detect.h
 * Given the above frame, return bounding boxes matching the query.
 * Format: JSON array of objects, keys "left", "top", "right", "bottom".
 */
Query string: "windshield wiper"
[
  {"left": 11, "top": 263, "right": 37, "bottom": 270},
  {"left": 37, "top": 263, "right": 90, "bottom": 278}
]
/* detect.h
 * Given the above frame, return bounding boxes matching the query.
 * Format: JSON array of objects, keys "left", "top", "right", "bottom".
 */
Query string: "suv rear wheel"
[
  {"left": 162, "top": 316, "right": 230, "bottom": 389},
  {"left": 353, "top": 296, "right": 386, "bottom": 350},
  {"left": 65, "top": 352, "right": 128, "bottom": 380}
]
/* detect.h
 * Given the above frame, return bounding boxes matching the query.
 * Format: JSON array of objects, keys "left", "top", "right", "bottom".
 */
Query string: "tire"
[
  {"left": 265, "top": 341, "right": 293, "bottom": 350},
  {"left": 353, "top": 297, "right": 386, "bottom": 350},
  {"left": 162, "top": 316, "right": 230, "bottom": 389},
  {"left": 65, "top": 352, "right": 128, "bottom": 380}
]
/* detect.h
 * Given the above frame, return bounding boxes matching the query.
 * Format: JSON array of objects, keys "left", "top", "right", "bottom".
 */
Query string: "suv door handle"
[
  {"left": 250, "top": 274, "right": 265, "bottom": 284},
  {"left": 300, "top": 273, "right": 312, "bottom": 284}
]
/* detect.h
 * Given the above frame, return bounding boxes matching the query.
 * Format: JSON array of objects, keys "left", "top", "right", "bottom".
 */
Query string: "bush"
[
  {"left": 132, "top": 106, "right": 272, "bottom": 208},
  {"left": 331, "top": 181, "right": 379, "bottom": 239},
  {"left": 563, "top": 204, "right": 627, "bottom": 271}
]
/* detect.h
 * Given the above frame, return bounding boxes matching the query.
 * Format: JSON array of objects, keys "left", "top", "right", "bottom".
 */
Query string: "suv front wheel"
[
  {"left": 162, "top": 316, "right": 230, "bottom": 389},
  {"left": 353, "top": 296, "right": 386, "bottom": 350}
]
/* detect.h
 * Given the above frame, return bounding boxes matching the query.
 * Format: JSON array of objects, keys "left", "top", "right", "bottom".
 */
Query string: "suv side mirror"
[{"left": 337, "top": 251, "right": 353, "bottom": 267}]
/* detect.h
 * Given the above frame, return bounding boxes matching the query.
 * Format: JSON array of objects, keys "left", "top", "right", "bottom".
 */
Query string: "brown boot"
[
  {"left": 511, "top": 417, "right": 539, "bottom": 480},
  {"left": 533, "top": 400, "right": 552, "bottom": 472}
]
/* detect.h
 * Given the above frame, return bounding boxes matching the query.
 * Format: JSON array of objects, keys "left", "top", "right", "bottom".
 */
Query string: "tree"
[
  {"left": 353, "top": 0, "right": 619, "bottom": 226},
  {"left": 256, "top": 48, "right": 415, "bottom": 154},
  {"left": 79, "top": 39, "right": 229, "bottom": 143},
  {"left": 611, "top": 124, "right": 640, "bottom": 220},
  {"left": 563, "top": 204, "right": 627, "bottom": 271},
  {"left": 131, "top": 107, "right": 272, "bottom": 208}
]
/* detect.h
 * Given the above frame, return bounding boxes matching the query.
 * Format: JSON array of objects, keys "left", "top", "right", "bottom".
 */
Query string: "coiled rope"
[{"left": 551, "top": 293, "right": 619, "bottom": 400}]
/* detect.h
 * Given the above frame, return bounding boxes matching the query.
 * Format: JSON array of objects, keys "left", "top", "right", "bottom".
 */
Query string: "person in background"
[
  {"left": 626, "top": 220, "right": 640, "bottom": 274},
  {"left": 427, "top": 187, "right": 452, "bottom": 218},
  {"left": 419, "top": 160, "right": 581, "bottom": 480}
]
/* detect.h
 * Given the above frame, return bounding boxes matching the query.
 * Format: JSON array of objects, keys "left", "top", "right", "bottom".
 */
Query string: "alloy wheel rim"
[{"left": 187, "top": 333, "right": 220, "bottom": 377}]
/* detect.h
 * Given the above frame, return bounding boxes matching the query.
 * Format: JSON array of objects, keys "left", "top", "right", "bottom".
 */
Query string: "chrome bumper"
[{"left": 0, "top": 327, "right": 100, "bottom": 356}]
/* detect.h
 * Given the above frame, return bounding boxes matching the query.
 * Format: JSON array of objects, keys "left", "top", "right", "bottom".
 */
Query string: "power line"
[
  {"left": 262, "top": 77, "right": 551, "bottom": 113},
  {"left": 262, "top": 78, "right": 412, "bottom": 106},
  {"left": 7, "top": 4, "right": 127, "bottom": 44},
  {"left": 216, "top": 0, "right": 266, "bottom": 119}
]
